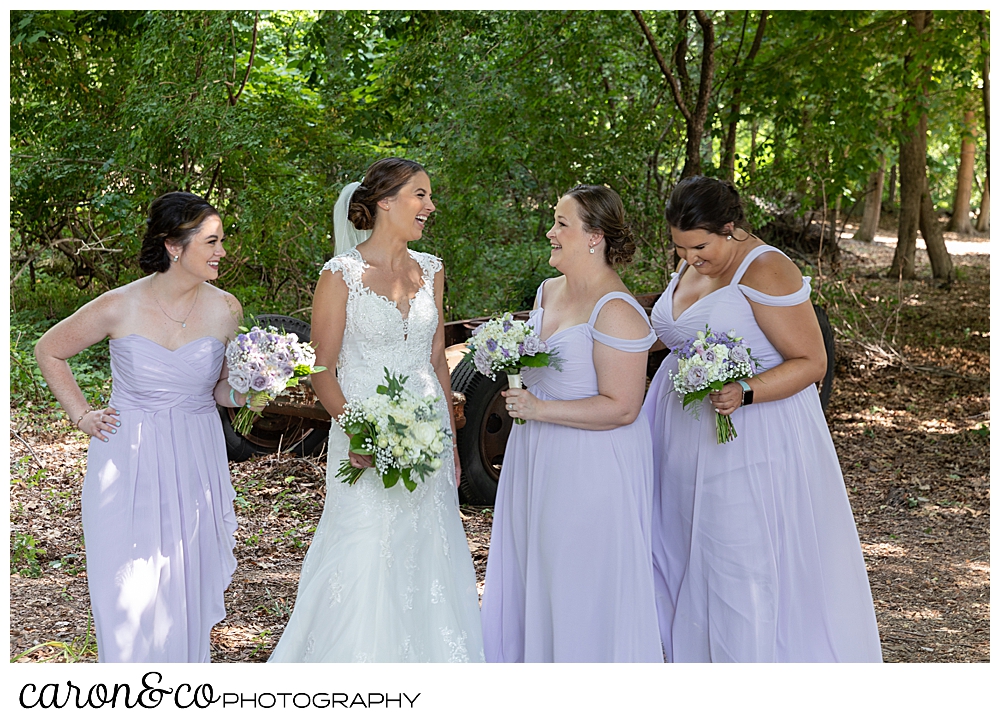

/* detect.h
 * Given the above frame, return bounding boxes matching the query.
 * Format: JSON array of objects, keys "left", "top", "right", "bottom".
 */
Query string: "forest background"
[
  {"left": 8, "top": 9, "right": 991, "bottom": 665},
  {"left": 9, "top": 9, "right": 989, "bottom": 326}
]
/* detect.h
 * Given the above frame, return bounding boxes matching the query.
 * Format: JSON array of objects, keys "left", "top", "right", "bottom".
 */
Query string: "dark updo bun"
[
  {"left": 347, "top": 158, "right": 427, "bottom": 230},
  {"left": 665, "top": 175, "right": 747, "bottom": 237},
  {"left": 564, "top": 184, "right": 637, "bottom": 266},
  {"left": 139, "top": 191, "right": 219, "bottom": 273}
]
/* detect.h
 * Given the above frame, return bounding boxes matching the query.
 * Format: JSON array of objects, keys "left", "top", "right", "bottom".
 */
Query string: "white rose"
[{"left": 412, "top": 422, "right": 438, "bottom": 448}]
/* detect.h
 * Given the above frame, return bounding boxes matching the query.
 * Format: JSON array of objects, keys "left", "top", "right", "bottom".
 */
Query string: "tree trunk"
[
  {"left": 886, "top": 163, "right": 898, "bottom": 208},
  {"left": 855, "top": 157, "right": 885, "bottom": 242},
  {"left": 946, "top": 109, "right": 976, "bottom": 234},
  {"left": 920, "top": 176, "right": 955, "bottom": 283},
  {"left": 976, "top": 180, "right": 990, "bottom": 232},
  {"left": 721, "top": 11, "right": 767, "bottom": 182},
  {"left": 976, "top": 9, "right": 990, "bottom": 232},
  {"left": 632, "top": 10, "right": 716, "bottom": 180},
  {"left": 890, "top": 10, "right": 951, "bottom": 280}
]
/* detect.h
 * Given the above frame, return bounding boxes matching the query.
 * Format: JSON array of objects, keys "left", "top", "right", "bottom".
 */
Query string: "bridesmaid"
[
  {"left": 481, "top": 184, "right": 662, "bottom": 662},
  {"left": 34, "top": 192, "right": 259, "bottom": 662},
  {"left": 642, "top": 176, "right": 882, "bottom": 662}
]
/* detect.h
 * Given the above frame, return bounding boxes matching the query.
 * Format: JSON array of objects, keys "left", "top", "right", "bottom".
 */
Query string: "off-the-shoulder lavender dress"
[
  {"left": 643, "top": 244, "right": 882, "bottom": 662},
  {"left": 81, "top": 334, "right": 236, "bottom": 663},
  {"left": 481, "top": 283, "right": 663, "bottom": 662}
]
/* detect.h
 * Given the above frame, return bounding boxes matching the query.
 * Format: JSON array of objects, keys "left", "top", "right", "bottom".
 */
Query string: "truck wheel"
[
  {"left": 814, "top": 304, "right": 835, "bottom": 412},
  {"left": 450, "top": 357, "right": 509, "bottom": 505},
  {"left": 220, "top": 314, "right": 330, "bottom": 462}
]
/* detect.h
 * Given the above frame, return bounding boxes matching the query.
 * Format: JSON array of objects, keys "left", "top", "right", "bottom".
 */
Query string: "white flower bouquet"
[
  {"left": 464, "top": 312, "right": 561, "bottom": 424},
  {"left": 336, "top": 368, "right": 452, "bottom": 491},
  {"left": 669, "top": 326, "right": 760, "bottom": 444},
  {"left": 225, "top": 325, "right": 326, "bottom": 435}
]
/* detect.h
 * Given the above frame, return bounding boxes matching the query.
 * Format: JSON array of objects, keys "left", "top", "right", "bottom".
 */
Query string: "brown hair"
[
  {"left": 563, "top": 184, "right": 637, "bottom": 266},
  {"left": 665, "top": 176, "right": 747, "bottom": 236},
  {"left": 139, "top": 192, "right": 219, "bottom": 274},
  {"left": 347, "top": 158, "right": 427, "bottom": 230}
]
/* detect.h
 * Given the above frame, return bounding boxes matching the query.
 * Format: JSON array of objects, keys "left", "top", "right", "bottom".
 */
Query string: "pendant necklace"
[{"left": 152, "top": 276, "right": 200, "bottom": 328}]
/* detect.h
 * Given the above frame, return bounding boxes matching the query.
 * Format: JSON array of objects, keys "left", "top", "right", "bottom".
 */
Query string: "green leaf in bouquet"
[
  {"left": 349, "top": 433, "right": 374, "bottom": 455},
  {"left": 285, "top": 378, "right": 300, "bottom": 388},
  {"left": 402, "top": 467, "right": 416, "bottom": 492},
  {"left": 382, "top": 467, "right": 400, "bottom": 489},
  {"left": 682, "top": 388, "right": 712, "bottom": 409},
  {"left": 377, "top": 385, "right": 389, "bottom": 395}
]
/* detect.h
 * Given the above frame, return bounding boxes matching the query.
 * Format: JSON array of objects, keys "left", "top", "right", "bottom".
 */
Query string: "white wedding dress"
[{"left": 269, "top": 247, "right": 484, "bottom": 662}]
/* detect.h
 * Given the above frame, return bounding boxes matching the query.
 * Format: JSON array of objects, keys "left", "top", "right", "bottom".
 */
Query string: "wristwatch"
[{"left": 737, "top": 379, "right": 754, "bottom": 406}]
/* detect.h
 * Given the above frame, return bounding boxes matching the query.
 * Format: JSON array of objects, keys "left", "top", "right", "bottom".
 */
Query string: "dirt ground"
[{"left": 9, "top": 228, "right": 990, "bottom": 663}]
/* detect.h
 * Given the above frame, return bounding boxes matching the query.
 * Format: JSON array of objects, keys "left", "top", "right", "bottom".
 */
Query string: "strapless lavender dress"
[
  {"left": 481, "top": 284, "right": 663, "bottom": 662},
  {"left": 81, "top": 334, "right": 237, "bottom": 663}
]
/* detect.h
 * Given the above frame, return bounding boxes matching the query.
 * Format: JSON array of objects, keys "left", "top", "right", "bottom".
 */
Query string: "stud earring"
[
  {"left": 173, "top": 255, "right": 179, "bottom": 262},
  {"left": 726, "top": 235, "right": 733, "bottom": 240},
  {"left": 589, "top": 247, "right": 596, "bottom": 254}
]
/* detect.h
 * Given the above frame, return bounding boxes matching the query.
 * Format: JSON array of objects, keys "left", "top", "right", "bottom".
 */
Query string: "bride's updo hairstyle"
[
  {"left": 665, "top": 175, "right": 748, "bottom": 238},
  {"left": 564, "top": 184, "right": 637, "bottom": 266},
  {"left": 139, "top": 191, "right": 220, "bottom": 274},
  {"left": 348, "top": 158, "right": 427, "bottom": 230}
]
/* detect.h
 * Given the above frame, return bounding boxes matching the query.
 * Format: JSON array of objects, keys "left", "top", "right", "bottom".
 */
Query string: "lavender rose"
[
  {"left": 684, "top": 365, "right": 708, "bottom": 389},
  {"left": 521, "top": 334, "right": 543, "bottom": 355},
  {"left": 729, "top": 346, "right": 750, "bottom": 366}
]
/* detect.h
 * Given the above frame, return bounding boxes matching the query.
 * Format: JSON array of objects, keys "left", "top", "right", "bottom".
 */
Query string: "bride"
[{"left": 268, "top": 158, "right": 484, "bottom": 662}]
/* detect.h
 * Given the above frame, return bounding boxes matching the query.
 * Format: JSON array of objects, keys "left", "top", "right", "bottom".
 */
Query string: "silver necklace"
[{"left": 152, "top": 277, "right": 200, "bottom": 328}]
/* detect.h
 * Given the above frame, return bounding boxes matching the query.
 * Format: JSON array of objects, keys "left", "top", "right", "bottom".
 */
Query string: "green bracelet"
[{"left": 229, "top": 388, "right": 240, "bottom": 407}]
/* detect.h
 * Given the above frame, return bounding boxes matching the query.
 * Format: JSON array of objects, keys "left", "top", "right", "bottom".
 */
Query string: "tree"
[
  {"left": 976, "top": 9, "right": 990, "bottom": 232},
  {"left": 720, "top": 11, "right": 768, "bottom": 182},
  {"left": 945, "top": 109, "right": 976, "bottom": 234},
  {"left": 855, "top": 157, "right": 885, "bottom": 242},
  {"left": 632, "top": 10, "right": 715, "bottom": 179},
  {"left": 889, "top": 10, "right": 954, "bottom": 283}
]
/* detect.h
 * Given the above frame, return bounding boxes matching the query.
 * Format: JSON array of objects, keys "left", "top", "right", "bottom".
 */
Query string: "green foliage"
[
  {"left": 10, "top": 312, "right": 113, "bottom": 408},
  {"left": 11, "top": 532, "right": 46, "bottom": 578},
  {"left": 10, "top": 9, "right": 986, "bottom": 359}
]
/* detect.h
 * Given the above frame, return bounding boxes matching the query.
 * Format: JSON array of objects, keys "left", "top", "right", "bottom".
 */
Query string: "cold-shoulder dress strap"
[
  {"left": 587, "top": 292, "right": 657, "bottom": 352},
  {"left": 733, "top": 245, "right": 812, "bottom": 307},
  {"left": 321, "top": 250, "right": 365, "bottom": 297}
]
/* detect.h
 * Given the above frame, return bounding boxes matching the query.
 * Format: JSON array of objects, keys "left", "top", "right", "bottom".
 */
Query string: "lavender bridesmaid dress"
[
  {"left": 81, "top": 334, "right": 237, "bottom": 663},
  {"left": 643, "top": 245, "right": 882, "bottom": 662},
  {"left": 481, "top": 284, "right": 663, "bottom": 662}
]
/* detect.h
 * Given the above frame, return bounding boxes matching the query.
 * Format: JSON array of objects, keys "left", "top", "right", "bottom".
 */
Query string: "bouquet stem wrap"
[{"left": 506, "top": 371, "right": 526, "bottom": 425}]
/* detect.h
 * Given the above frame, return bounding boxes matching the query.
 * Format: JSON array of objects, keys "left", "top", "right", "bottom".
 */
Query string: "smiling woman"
[
  {"left": 32, "top": 191, "right": 257, "bottom": 662},
  {"left": 267, "top": 158, "right": 485, "bottom": 663},
  {"left": 643, "top": 176, "right": 882, "bottom": 662}
]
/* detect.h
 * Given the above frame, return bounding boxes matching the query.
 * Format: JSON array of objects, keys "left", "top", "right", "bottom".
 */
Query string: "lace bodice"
[{"left": 322, "top": 247, "right": 443, "bottom": 406}]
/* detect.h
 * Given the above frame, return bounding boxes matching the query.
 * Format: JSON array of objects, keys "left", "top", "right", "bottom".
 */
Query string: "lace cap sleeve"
[
  {"left": 738, "top": 276, "right": 812, "bottom": 307},
  {"left": 321, "top": 253, "right": 364, "bottom": 295},
  {"left": 413, "top": 250, "right": 443, "bottom": 277}
]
